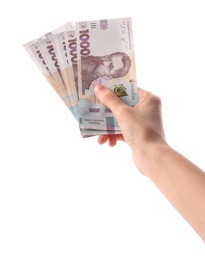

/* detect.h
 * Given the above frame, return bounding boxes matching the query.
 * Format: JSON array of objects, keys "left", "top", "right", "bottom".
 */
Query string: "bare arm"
[
  {"left": 142, "top": 142, "right": 205, "bottom": 241},
  {"left": 94, "top": 85, "right": 205, "bottom": 242}
]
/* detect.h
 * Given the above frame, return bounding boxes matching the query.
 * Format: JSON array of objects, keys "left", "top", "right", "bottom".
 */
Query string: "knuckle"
[
  {"left": 147, "top": 92, "right": 162, "bottom": 108},
  {"left": 104, "top": 91, "right": 118, "bottom": 102},
  {"left": 153, "top": 95, "right": 162, "bottom": 105}
]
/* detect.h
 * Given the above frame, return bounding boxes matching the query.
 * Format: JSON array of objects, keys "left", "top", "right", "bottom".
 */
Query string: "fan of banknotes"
[{"left": 24, "top": 17, "right": 138, "bottom": 137}]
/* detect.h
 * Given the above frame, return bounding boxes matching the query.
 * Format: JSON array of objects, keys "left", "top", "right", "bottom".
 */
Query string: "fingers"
[
  {"left": 98, "top": 135, "right": 116, "bottom": 146},
  {"left": 95, "top": 85, "right": 125, "bottom": 146},
  {"left": 98, "top": 135, "right": 108, "bottom": 145},
  {"left": 94, "top": 85, "right": 125, "bottom": 113},
  {"left": 98, "top": 134, "right": 125, "bottom": 146}
]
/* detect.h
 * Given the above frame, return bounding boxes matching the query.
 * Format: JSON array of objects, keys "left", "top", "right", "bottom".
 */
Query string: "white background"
[{"left": 1, "top": 0, "right": 205, "bottom": 259}]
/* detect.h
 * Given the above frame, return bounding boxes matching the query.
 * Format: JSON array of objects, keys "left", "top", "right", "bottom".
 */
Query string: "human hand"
[
  {"left": 94, "top": 85, "right": 166, "bottom": 173},
  {"left": 94, "top": 85, "right": 205, "bottom": 241}
]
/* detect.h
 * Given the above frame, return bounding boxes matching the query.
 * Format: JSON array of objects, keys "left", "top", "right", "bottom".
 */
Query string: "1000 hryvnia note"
[{"left": 76, "top": 17, "right": 138, "bottom": 134}]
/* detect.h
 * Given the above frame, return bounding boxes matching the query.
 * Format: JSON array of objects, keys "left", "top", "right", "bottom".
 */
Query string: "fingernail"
[{"left": 94, "top": 85, "right": 105, "bottom": 94}]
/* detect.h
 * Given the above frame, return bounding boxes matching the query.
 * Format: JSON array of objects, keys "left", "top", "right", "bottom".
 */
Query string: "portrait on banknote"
[
  {"left": 81, "top": 52, "right": 131, "bottom": 91},
  {"left": 24, "top": 17, "right": 138, "bottom": 136}
]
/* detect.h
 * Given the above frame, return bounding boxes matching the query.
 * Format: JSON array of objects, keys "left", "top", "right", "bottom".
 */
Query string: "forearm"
[{"left": 136, "top": 142, "right": 205, "bottom": 241}]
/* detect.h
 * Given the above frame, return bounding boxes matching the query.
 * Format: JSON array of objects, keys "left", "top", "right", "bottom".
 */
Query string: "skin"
[{"left": 94, "top": 85, "right": 205, "bottom": 242}]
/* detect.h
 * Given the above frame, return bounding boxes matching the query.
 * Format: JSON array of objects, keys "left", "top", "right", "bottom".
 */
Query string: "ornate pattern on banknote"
[{"left": 24, "top": 18, "right": 138, "bottom": 137}]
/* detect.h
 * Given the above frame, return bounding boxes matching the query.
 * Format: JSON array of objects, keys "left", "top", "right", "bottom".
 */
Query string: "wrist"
[{"left": 132, "top": 139, "right": 170, "bottom": 178}]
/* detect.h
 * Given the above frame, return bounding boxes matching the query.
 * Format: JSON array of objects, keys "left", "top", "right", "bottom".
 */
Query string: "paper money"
[
  {"left": 76, "top": 17, "right": 138, "bottom": 132},
  {"left": 24, "top": 22, "right": 79, "bottom": 120},
  {"left": 24, "top": 17, "right": 138, "bottom": 137}
]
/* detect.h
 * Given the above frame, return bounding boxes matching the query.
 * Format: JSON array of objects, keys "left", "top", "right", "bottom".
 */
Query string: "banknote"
[
  {"left": 24, "top": 17, "right": 138, "bottom": 137},
  {"left": 53, "top": 31, "right": 79, "bottom": 120},
  {"left": 64, "top": 29, "right": 79, "bottom": 98},
  {"left": 76, "top": 17, "right": 138, "bottom": 131},
  {"left": 24, "top": 23, "right": 79, "bottom": 120}
]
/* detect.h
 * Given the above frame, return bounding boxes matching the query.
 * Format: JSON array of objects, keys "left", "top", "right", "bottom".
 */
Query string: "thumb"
[{"left": 94, "top": 85, "right": 125, "bottom": 112}]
